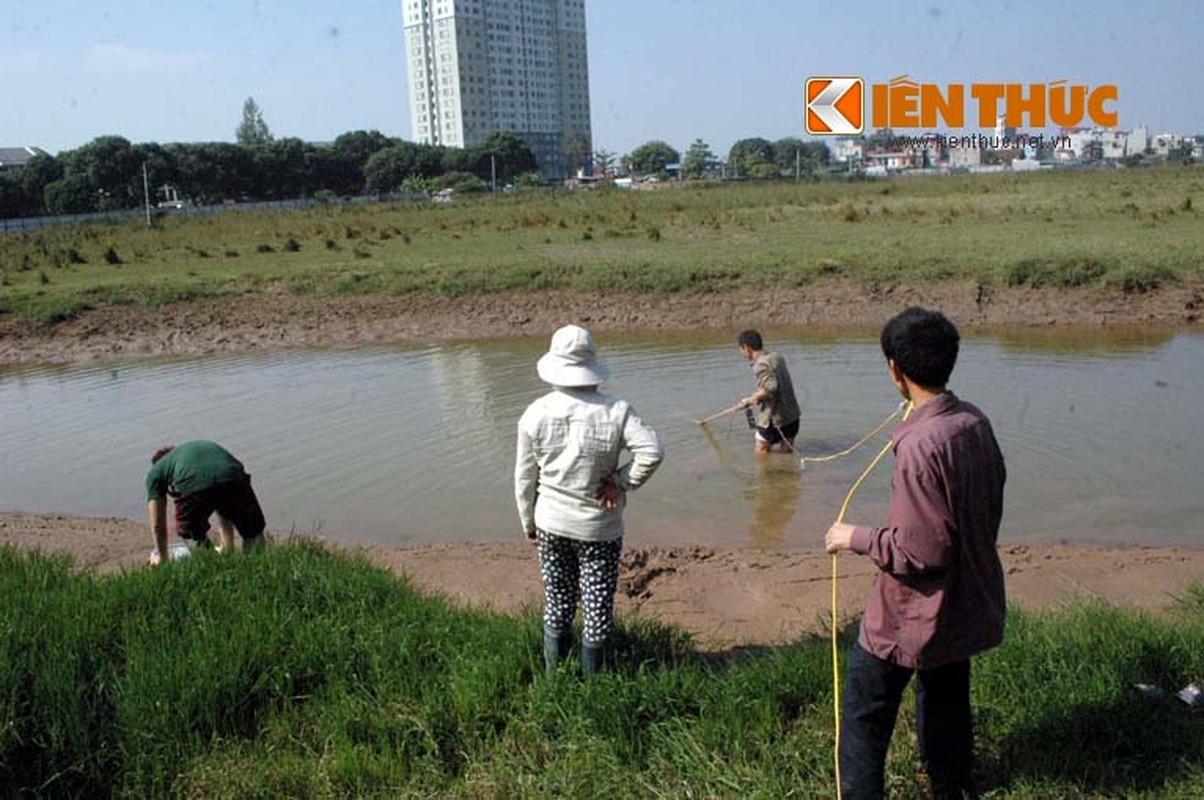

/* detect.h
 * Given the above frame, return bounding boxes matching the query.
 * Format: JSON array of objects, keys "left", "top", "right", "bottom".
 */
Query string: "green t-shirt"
[{"left": 145, "top": 440, "right": 249, "bottom": 501}]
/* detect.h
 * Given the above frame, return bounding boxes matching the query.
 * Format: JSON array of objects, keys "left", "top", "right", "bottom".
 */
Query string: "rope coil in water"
[{"left": 829, "top": 401, "right": 913, "bottom": 799}]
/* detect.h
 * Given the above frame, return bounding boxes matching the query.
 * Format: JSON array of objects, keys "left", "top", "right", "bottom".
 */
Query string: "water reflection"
[
  {"left": 1, "top": 328, "right": 1202, "bottom": 549},
  {"left": 985, "top": 325, "right": 1176, "bottom": 357},
  {"left": 696, "top": 421, "right": 802, "bottom": 549},
  {"left": 744, "top": 456, "right": 801, "bottom": 550}
]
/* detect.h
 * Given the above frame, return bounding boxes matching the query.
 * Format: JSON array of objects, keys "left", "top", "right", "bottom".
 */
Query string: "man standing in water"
[
  {"left": 737, "top": 330, "right": 801, "bottom": 453},
  {"left": 146, "top": 440, "right": 268, "bottom": 564},
  {"left": 825, "top": 307, "right": 1006, "bottom": 799}
]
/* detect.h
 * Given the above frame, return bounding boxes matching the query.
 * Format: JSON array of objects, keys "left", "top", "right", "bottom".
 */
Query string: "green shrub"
[
  {"left": 1107, "top": 264, "right": 1181, "bottom": 294},
  {"left": 1005, "top": 257, "right": 1110, "bottom": 288}
]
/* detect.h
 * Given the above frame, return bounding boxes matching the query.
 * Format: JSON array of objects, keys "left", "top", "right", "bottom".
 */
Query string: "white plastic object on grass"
[
  {"left": 148, "top": 542, "right": 193, "bottom": 565},
  {"left": 1178, "top": 684, "right": 1203, "bottom": 708}
]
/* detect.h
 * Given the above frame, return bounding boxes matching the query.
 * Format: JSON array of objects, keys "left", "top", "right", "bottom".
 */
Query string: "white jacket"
[{"left": 515, "top": 387, "right": 663, "bottom": 541}]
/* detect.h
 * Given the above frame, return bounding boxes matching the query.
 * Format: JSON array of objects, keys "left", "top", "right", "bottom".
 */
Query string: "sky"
[{"left": 4, "top": 0, "right": 1203, "bottom": 158}]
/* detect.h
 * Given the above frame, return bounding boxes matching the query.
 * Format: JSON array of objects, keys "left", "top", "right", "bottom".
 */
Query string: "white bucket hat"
[{"left": 536, "top": 324, "right": 609, "bottom": 387}]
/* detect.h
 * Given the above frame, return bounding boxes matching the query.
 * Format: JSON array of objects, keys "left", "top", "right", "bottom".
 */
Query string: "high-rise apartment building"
[{"left": 402, "top": 0, "right": 592, "bottom": 180}]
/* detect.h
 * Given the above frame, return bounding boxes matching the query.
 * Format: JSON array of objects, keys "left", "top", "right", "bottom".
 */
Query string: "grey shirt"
[{"left": 752, "top": 351, "right": 801, "bottom": 428}]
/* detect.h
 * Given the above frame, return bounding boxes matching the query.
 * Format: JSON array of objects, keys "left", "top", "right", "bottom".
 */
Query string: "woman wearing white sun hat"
[{"left": 515, "top": 325, "right": 664, "bottom": 676}]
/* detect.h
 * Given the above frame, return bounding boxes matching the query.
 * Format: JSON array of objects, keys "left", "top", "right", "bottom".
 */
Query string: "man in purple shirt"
[{"left": 826, "top": 307, "right": 1006, "bottom": 800}]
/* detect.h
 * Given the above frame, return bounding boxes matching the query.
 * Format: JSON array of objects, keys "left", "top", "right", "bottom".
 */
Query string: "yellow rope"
[
  {"left": 831, "top": 400, "right": 913, "bottom": 798},
  {"left": 801, "top": 401, "right": 906, "bottom": 468},
  {"left": 702, "top": 395, "right": 913, "bottom": 800}
]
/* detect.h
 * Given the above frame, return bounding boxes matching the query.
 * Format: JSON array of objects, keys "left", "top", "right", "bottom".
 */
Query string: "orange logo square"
[{"left": 806, "top": 77, "right": 864, "bottom": 135}]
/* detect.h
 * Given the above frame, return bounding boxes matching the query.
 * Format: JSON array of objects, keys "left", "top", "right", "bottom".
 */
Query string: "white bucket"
[{"left": 149, "top": 542, "right": 194, "bottom": 564}]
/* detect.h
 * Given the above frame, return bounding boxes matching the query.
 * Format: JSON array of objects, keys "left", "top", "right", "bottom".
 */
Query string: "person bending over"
[{"left": 146, "top": 440, "right": 267, "bottom": 565}]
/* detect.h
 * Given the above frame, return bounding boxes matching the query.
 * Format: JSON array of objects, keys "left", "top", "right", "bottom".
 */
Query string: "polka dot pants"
[{"left": 537, "top": 529, "right": 622, "bottom": 646}]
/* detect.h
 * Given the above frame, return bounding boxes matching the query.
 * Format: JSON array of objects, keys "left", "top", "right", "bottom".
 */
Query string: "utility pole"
[
  {"left": 490, "top": 153, "right": 497, "bottom": 194},
  {"left": 795, "top": 149, "right": 801, "bottom": 181},
  {"left": 142, "top": 162, "right": 151, "bottom": 227}
]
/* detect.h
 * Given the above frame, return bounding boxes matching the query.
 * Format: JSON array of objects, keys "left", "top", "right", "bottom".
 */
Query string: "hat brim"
[{"left": 537, "top": 353, "right": 609, "bottom": 387}]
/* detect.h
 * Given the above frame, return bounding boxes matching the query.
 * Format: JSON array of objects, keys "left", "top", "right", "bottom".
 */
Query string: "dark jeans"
[{"left": 839, "top": 642, "right": 973, "bottom": 800}]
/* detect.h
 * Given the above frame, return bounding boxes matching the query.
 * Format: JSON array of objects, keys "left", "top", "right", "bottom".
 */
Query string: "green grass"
[
  {"left": 2, "top": 166, "right": 1202, "bottom": 323},
  {"left": 2, "top": 542, "right": 1201, "bottom": 798}
]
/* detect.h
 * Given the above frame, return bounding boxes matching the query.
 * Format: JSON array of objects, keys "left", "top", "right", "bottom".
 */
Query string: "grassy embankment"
[
  {"left": 3, "top": 541, "right": 1202, "bottom": 798},
  {"left": 1, "top": 166, "right": 1201, "bottom": 324}
]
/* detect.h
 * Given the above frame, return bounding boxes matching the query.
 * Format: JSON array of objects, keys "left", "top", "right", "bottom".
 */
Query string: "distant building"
[
  {"left": 1100, "top": 129, "right": 1127, "bottom": 160},
  {"left": 865, "top": 148, "right": 925, "bottom": 172},
  {"left": 947, "top": 145, "right": 982, "bottom": 169},
  {"left": 1053, "top": 127, "right": 1128, "bottom": 161},
  {"left": 1060, "top": 128, "right": 1095, "bottom": 159},
  {"left": 1151, "top": 132, "right": 1181, "bottom": 157},
  {"left": 831, "top": 137, "right": 863, "bottom": 163},
  {"left": 993, "top": 115, "right": 1017, "bottom": 142},
  {"left": 1011, "top": 157, "right": 1044, "bottom": 171},
  {"left": 989, "top": 147, "right": 1023, "bottom": 165},
  {"left": 0, "top": 146, "right": 49, "bottom": 173},
  {"left": 402, "top": 0, "right": 592, "bottom": 180},
  {"left": 1126, "top": 125, "right": 1149, "bottom": 156}
]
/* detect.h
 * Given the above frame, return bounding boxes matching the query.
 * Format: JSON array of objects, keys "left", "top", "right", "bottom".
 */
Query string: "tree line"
[
  {"left": 0, "top": 130, "right": 539, "bottom": 219},
  {"left": 622, "top": 137, "right": 830, "bottom": 180},
  {"left": 0, "top": 128, "right": 832, "bottom": 220}
]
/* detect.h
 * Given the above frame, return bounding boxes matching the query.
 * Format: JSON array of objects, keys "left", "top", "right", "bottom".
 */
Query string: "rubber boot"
[
  {"left": 581, "top": 641, "right": 605, "bottom": 676},
  {"left": 543, "top": 626, "right": 572, "bottom": 678}
]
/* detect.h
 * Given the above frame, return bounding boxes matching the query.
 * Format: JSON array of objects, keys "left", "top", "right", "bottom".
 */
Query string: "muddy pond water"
[{"left": 2, "top": 327, "right": 1201, "bottom": 550}]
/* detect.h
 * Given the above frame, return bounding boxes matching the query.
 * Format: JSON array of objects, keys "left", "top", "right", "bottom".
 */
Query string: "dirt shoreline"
[
  {"left": 1, "top": 278, "right": 1200, "bottom": 365},
  {"left": 3, "top": 512, "right": 1201, "bottom": 650},
  {"left": 3, "top": 283, "right": 1201, "bottom": 646}
]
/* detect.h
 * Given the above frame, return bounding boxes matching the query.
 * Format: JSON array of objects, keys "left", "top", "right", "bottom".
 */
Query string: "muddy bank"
[
  {"left": 4, "top": 512, "right": 1200, "bottom": 650},
  {"left": 2, "top": 279, "right": 1201, "bottom": 365}
]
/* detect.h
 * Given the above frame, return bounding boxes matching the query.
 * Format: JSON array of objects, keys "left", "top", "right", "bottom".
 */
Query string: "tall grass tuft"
[
  {"left": 1005, "top": 256, "right": 1111, "bottom": 288},
  {"left": 1, "top": 542, "right": 1202, "bottom": 798}
]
